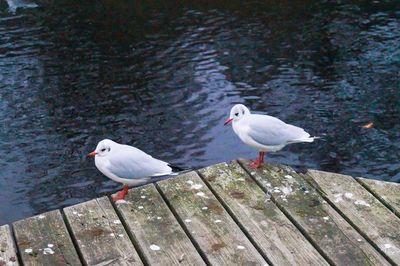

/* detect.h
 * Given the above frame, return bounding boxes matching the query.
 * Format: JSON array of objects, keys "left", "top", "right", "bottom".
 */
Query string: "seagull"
[
  {"left": 88, "top": 139, "right": 181, "bottom": 201},
  {"left": 224, "top": 104, "right": 317, "bottom": 168}
]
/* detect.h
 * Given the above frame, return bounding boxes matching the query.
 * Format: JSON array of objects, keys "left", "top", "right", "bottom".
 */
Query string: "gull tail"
[
  {"left": 303, "top": 136, "right": 320, "bottom": 142},
  {"left": 150, "top": 164, "right": 192, "bottom": 180},
  {"left": 168, "top": 163, "right": 187, "bottom": 172},
  {"left": 289, "top": 136, "right": 320, "bottom": 144},
  {"left": 149, "top": 170, "right": 192, "bottom": 183},
  {"left": 168, "top": 163, "right": 194, "bottom": 175},
  {"left": 148, "top": 175, "right": 174, "bottom": 183}
]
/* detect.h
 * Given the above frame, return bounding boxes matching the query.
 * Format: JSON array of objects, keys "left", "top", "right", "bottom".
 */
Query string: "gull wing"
[
  {"left": 247, "top": 114, "right": 310, "bottom": 146},
  {"left": 107, "top": 145, "right": 172, "bottom": 180}
]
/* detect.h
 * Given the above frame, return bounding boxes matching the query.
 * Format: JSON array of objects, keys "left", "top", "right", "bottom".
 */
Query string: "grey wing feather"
[
  {"left": 247, "top": 114, "right": 310, "bottom": 146},
  {"left": 107, "top": 147, "right": 172, "bottom": 180}
]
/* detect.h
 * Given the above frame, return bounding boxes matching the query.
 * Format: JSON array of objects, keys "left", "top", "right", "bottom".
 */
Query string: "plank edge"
[
  {"left": 108, "top": 195, "right": 148, "bottom": 266},
  {"left": 236, "top": 159, "right": 336, "bottom": 265},
  {"left": 60, "top": 208, "right": 89, "bottom": 266},
  {"left": 304, "top": 170, "right": 396, "bottom": 265},
  {"left": 153, "top": 181, "right": 211, "bottom": 265},
  {"left": 355, "top": 177, "right": 400, "bottom": 219},
  {"left": 195, "top": 168, "right": 274, "bottom": 265},
  {"left": 4, "top": 224, "right": 22, "bottom": 266}
]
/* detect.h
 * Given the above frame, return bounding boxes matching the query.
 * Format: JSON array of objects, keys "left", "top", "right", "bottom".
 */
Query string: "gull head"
[
  {"left": 224, "top": 104, "right": 250, "bottom": 125},
  {"left": 88, "top": 139, "right": 116, "bottom": 157}
]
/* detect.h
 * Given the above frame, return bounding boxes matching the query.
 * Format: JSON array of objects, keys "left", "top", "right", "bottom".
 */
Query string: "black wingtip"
[
  {"left": 292, "top": 165, "right": 309, "bottom": 174},
  {"left": 168, "top": 164, "right": 186, "bottom": 172}
]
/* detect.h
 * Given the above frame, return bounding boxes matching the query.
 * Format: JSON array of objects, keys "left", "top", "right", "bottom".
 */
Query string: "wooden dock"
[{"left": 1, "top": 160, "right": 400, "bottom": 266}]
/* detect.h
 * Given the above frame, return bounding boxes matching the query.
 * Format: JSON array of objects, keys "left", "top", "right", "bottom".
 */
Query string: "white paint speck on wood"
[
  {"left": 196, "top": 192, "right": 206, "bottom": 197},
  {"left": 24, "top": 248, "right": 33, "bottom": 254},
  {"left": 191, "top": 184, "right": 203, "bottom": 190},
  {"left": 354, "top": 200, "right": 371, "bottom": 207},
  {"left": 43, "top": 248, "right": 55, "bottom": 255},
  {"left": 150, "top": 244, "right": 161, "bottom": 251}
]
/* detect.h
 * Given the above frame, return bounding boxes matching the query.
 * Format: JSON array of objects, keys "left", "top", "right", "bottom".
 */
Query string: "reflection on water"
[
  {"left": 5, "top": 0, "right": 38, "bottom": 13},
  {"left": 0, "top": 0, "right": 399, "bottom": 224}
]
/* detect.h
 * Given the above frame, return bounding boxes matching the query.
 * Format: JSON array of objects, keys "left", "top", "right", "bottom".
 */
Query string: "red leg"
[
  {"left": 250, "top": 151, "right": 265, "bottom": 169},
  {"left": 260, "top": 152, "right": 265, "bottom": 163},
  {"left": 112, "top": 185, "right": 129, "bottom": 201}
]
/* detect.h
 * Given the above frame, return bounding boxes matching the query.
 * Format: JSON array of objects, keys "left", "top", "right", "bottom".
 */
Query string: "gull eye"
[
  {"left": 235, "top": 112, "right": 239, "bottom": 116},
  {"left": 101, "top": 148, "right": 106, "bottom": 152}
]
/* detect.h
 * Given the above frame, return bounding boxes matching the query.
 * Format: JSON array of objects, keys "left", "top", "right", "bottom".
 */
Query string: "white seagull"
[
  {"left": 224, "top": 104, "right": 317, "bottom": 168},
  {"left": 88, "top": 139, "right": 180, "bottom": 200}
]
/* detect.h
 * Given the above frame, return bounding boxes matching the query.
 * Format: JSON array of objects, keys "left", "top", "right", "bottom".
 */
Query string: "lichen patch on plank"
[
  {"left": 63, "top": 197, "right": 142, "bottom": 266},
  {"left": 241, "top": 161, "right": 389, "bottom": 266},
  {"left": 158, "top": 171, "right": 267, "bottom": 265},
  {"left": 13, "top": 210, "right": 81, "bottom": 266},
  {"left": 115, "top": 184, "right": 205, "bottom": 265},
  {"left": 198, "top": 161, "right": 329, "bottom": 265}
]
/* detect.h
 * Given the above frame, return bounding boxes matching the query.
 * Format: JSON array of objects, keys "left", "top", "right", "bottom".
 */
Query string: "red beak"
[
  {"left": 87, "top": 151, "right": 97, "bottom": 157},
  {"left": 224, "top": 118, "right": 233, "bottom": 125}
]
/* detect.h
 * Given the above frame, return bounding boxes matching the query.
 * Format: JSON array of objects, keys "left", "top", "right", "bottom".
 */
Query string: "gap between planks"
[
  {"left": 12, "top": 210, "right": 82, "bottom": 266},
  {"left": 354, "top": 178, "right": 400, "bottom": 220},
  {"left": 194, "top": 169, "right": 274, "bottom": 266},
  {"left": 236, "top": 160, "right": 336, "bottom": 266},
  {"left": 8, "top": 226, "right": 20, "bottom": 266},
  {"left": 0, "top": 224, "right": 20, "bottom": 266},
  {"left": 63, "top": 197, "right": 143, "bottom": 266},
  {"left": 109, "top": 197, "right": 152, "bottom": 266},
  {"left": 10, "top": 225, "right": 22, "bottom": 266},
  {"left": 154, "top": 182, "right": 212, "bottom": 266},
  {"left": 300, "top": 171, "right": 396, "bottom": 265},
  {"left": 60, "top": 210, "right": 87, "bottom": 266},
  {"left": 156, "top": 172, "right": 267, "bottom": 265},
  {"left": 237, "top": 160, "right": 391, "bottom": 266},
  {"left": 113, "top": 183, "right": 206, "bottom": 266}
]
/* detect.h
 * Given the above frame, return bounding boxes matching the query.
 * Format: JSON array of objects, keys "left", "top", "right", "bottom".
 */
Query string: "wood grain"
[
  {"left": 0, "top": 225, "right": 19, "bottom": 266},
  {"left": 114, "top": 184, "right": 206, "bottom": 266},
  {"left": 357, "top": 177, "right": 400, "bottom": 216},
  {"left": 306, "top": 170, "right": 400, "bottom": 264},
  {"left": 198, "top": 161, "right": 328, "bottom": 265},
  {"left": 13, "top": 210, "right": 81, "bottom": 266},
  {"left": 64, "top": 197, "right": 143, "bottom": 266},
  {"left": 240, "top": 160, "right": 389, "bottom": 266},
  {"left": 158, "top": 171, "right": 267, "bottom": 266}
]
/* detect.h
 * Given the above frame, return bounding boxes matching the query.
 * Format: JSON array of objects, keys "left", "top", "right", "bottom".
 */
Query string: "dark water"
[{"left": 0, "top": 0, "right": 399, "bottom": 225}]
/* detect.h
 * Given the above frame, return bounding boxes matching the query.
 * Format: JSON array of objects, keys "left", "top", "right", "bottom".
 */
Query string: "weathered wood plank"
[
  {"left": 157, "top": 171, "right": 267, "bottom": 266},
  {"left": 13, "top": 210, "right": 81, "bottom": 266},
  {"left": 64, "top": 197, "right": 143, "bottom": 266},
  {"left": 306, "top": 170, "right": 400, "bottom": 264},
  {"left": 114, "top": 184, "right": 206, "bottom": 266},
  {"left": 357, "top": 177, "right": 400, "bottom": 216},
  {"left": 240, "top": 160, "right": 390, "bottom": 266},
  {"left": 198, "top": 161, "right": 328, "bottom": 265},
  {"left": 0, "top": 225, "right": 19, "bottom": 266}
]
